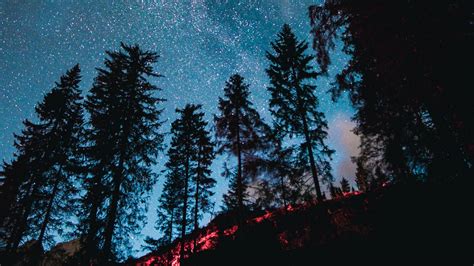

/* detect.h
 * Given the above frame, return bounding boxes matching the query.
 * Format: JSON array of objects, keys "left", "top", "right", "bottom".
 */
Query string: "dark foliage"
[
  {"left": 248, "top": 133, "right": 314, "bottom": 209},
  {"left": 159, "top": 104, "right": 215, "bottom": 262},
  {"left": 266, "top": 24, "right": 334, "bottom": 202},
  {"left": 309, "top": 0, "right": 473, "bottom": 182},
  {"left": 0, "top": 65, "right": 84, "bottom": 250},
  {"left": 79, "top": 43, "right": 164, "bottom": 262},
  {"left": 214, "top": 74, "right": 270, "bottom": 218},
  {"left": 340, "top": 177, "right": 350, "bottom": 193}
]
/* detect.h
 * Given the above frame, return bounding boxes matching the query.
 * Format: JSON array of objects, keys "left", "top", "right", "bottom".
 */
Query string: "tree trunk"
[
  {"left": 38, "top": 166, "right": 62, "bottom": 244},
  {"left": 83, "top": 173, "right": 103, "bottom": 263},
  {"left": 102, "top": 168, "right": 122, "bottom": 262},
  {"left": 168, "top": 209, "right": 174, "bottom": 244},
  {"left": 193, "top": 157, "right": 201, "bottom": 253},
  {"left": 103, "top": 117, "right": 130, "bottom": 262},
  {"left": 179, "top": 155, "right": 190, "bottom": 264},
  {"left": 236, "top": 119, "right": 244, "bottom": 223},
  {"left": 292, "top": 67, "right": 323, "bottom": 202},
  {"left": 301, "top": 115, "right": 324, "bottom": 202}
]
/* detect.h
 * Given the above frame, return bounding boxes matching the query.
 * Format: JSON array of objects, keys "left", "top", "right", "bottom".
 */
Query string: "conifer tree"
[
  {"left": 340, "top": 177, "right": 350, "bottom": 193},
  {"left": 355, "top": 160, "right": 369, "bottom": 192},
  {"left": 169, "top": 105, "right": 196, "bottom": 262},
  {"left": 328, "top": 183, "right": 342, "bottom": 199},
  {"left": 0, "top": 65, "right": 84, "bottom": 250},
  {"left": 80, "top": 43, "right": 164, "bottom": 262},
  {"left": 156, "top": 168, "right": 182, "bottom": 247},
  {"left": 162, "top": 104, "right": 215, "bottom": 262},
  {"left": 34, "top": 65, "right": 84, "bottom": 247},
  {"left": 191, "top": 107, "right": 215, "bottom": 252},
  {"left": 266, "top": 24, "right": 333, "bottom": 202},
  {"left": 214, "top": 74, "right": 269, "bottom": 218}
]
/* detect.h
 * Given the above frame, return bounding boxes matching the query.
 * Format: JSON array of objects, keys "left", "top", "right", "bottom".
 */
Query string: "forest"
[{"left": 0, "top": 0, "right": 472, "bottom": 265}]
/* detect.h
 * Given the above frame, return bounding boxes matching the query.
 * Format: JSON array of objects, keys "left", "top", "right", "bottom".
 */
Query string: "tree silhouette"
[
  {"left": 328, "top": 182, "right": 342, "bottom": 199},
  {"left": 215, "top": 74, "right": 269, "bottom": 220},
  {"left": 354, "top": 160, "right": 369, "bottom": 192},
  {"left": 340, "top": 177, "right": 350, "bottom": 193},
  {"left": 163, "top": 104, "right": 215, "bottom": 262},
  {"left": 190, "top": 106, "right": 215, "bottom": 252},
  {"left": 166, "top": 107, "right": 192, "bottom": 263},
  {"left": 80, "top": 43, "right": 164, "bottom": 262},
  {"left": 156, "top": 164, "right": 182, "bottom": 247},
  {"left": 0, "top": 65, "right": 84, "bottom": 250},
  {"left": 266, "top": 24, "right": 334, "bottom": 202}
]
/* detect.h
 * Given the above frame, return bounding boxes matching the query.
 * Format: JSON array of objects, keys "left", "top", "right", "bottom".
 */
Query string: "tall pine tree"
[
  {"left": 215, "top": 74, "right": 269, "bottom": 219},
  {"left": 266, "top": 24, "right": 333, "bottom": 202},
  {"left": 161, "top": 104, "right": 215, "bottom": 262},
  {"left": 80, "top": 43, "right": 164, "bottom": 262},
  {"left": 190, "top": 106, "right": 215, "bottom": 252},
  {"left": 0, "top": 65, "right": 84, "bottom": 250}
]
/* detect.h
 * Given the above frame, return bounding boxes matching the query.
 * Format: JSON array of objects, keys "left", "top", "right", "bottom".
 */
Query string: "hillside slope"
[{"left": 129, "top": 181, "right": 470, "bottom": 265}]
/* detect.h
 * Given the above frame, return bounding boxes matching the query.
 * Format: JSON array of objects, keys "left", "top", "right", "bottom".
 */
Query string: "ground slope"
[{"left": 130, "top": 180, "right": 471, "bottom": 265}]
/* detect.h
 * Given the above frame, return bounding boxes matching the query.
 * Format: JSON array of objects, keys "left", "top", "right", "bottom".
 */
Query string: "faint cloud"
[{"left": 327, "top": 112, "right": 360, "bottom": 184}]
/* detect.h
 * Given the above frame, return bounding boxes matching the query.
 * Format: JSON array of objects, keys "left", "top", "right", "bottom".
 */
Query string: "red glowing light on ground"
[
  {"left": 286, "top": 204, "right": 295, "bottom": 212},
  {"left": 252, "top": 211, "right": 273, "bottom": 223},
  {"left": 136, "top": 224, "right": 240, "bottom": 265},
  {"left": 223, "top": 225, "right": 238, "bottom": 236},
  {"left": 278, "top": 232, "right": 289, "bottom": 246},
  {"left": 134, "top": 191, "right": 370, "bottom": 265},
  {"left": 196, "top": 229, "right": 219, "bottom": 250},
  {"left": 342, "top": 191, "right": 361, "bottom": 197}
]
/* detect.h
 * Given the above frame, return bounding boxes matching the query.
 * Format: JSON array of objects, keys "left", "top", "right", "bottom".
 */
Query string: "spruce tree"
[
  {"left": 34, "top": 65, "right": 84, "bottom": 247},
  {"left": 355, "top": 160, "right": 369, "bottom": 192},
  {"left": 266, "top": 24, "right": 333, "bottom": 202},
  {"left": 162, "top": 104, "right": 215, "bottom": 262},
  {"left": 190, "top": 106, "right": 215, "bottom": 252},
  {"left": 169, "top": 105, "right": 196, "bottom": 262},
  {"left": 0, "top": 65, "right": 84, "bottom": 250},
  {"left": 156, "top": 168, "right": 182, "bottom": 247},
  {"left": 340, "top": 177, "right": 350, "bottom": 193},
  {"left": 328, "top": 183, "right": 342, "bottom": 199},
  {"left": 81, "top": 43, "right": 164, "bottom": 262},
  {"left": 214, "top": 74, "right": 269, "bottom": 219},
  {"left": 1, "top": 128, "right": 44, "bottom": 250}
]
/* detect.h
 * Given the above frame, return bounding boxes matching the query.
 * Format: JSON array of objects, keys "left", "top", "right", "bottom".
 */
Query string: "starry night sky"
[{"left": 0, "top": 0, "right": 359, "bottom": 255}]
